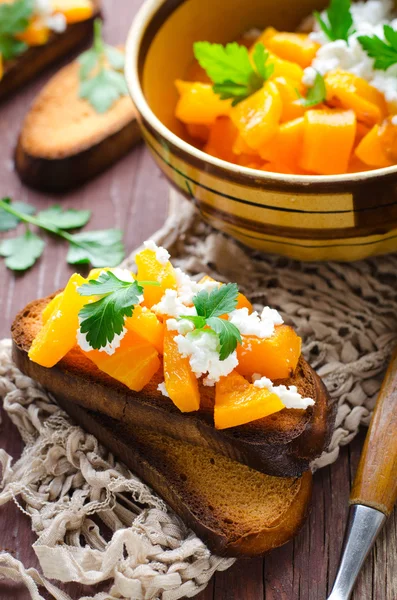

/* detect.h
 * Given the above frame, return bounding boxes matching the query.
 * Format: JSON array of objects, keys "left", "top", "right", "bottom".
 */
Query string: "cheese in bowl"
[{"left": 175, "top": 0, "right": 397, "bottom": 175}]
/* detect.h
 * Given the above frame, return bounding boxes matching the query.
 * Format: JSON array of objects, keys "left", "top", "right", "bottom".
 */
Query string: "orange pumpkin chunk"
[
  {"left": 260, "top": 27, "right": 320, "bottom": 68},
  {"left": 273, "top": 76, "right": 306, "bottom": 123},
  {"left": 135, "top": 248, "right": 178, "bottom": 308},
  {"left": 355, "top": 124, "right": 394, "bottom": 168},
  {"left": 204, "top": 117, "right": 239, "bottom": 163},
  {"left": 186, "top": 123, "right": 210, "bottom": 143},
  {"left": 125, "top": 306, "right": 164, "bottom": 354},
  {"left": 214, "top": 370, "right": 284, "bottom": 429},
  {"left": 163, "top": 330, "right": 200, "bottom": 412},
  {"left": 50, "top": 0, "right": 94, "bottom": 23},
  {"left": 85, "top": 330, "right": 160, "bottom": 392},
  {"left": 236, "top": 325, "right": 301, "bottom": 380},
  {"left": 268, "top": 53, "right": 304, "bottom": 82},
  {"left": 175, "top": 80, "right": 232, "bottom": 125},
  {"left": 29, "top": 274, "right": 89, "bottom": 368},
  {"left": 325, "top": 70, "right": 387, "bottom": 127},
  {"left": 300, "top": 109, "right": 356, "bottom": 175},
  {"left": 230, "top": 81, "right": 282, "bottom": 150},
  {"left": 16, "top": 17, "right": 50, "bottom": 46},
  {"left": 259, "top": 117, "right": 305, "bottom": 172},
  {"left": 42, "top": 293, "right": 63, "bottom": 324}
]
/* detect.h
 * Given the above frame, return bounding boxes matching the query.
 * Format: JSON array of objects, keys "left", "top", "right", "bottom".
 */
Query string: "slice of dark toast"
[
  {"left": 55, "top": 393, "right": 313, "bottom": 557},
  {"left": 0, "top": 1, "right": 101, "bottom": 102},
  {"left": 12, "top": 295, "right": 336, "bottom": 478},
  {"left": 15, "top": 57, "right": 140, "bottom": 192}
]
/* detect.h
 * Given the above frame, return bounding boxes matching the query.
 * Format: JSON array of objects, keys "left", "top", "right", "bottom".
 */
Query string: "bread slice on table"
[
  {"left": 12, "top": 295, "right": 336, "bottom": 479},
  {"left": 0, "top": 1, "right": 101, "bottom": 101},
  {"left": 52, "top": 393, "right": 314, "bottom": 557},
  {"left": 15, "top": 57, "right": 140, "bottom": 192}
]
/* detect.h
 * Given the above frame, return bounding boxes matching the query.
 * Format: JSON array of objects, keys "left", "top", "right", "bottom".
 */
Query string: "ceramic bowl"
[{"left": 125, "top": 0, "right": 397, "bottom": 262}]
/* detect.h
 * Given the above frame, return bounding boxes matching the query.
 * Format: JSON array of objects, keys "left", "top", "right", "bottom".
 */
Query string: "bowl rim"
[{"left": 125, "top": 0, "right": 397, "bottom": 190}]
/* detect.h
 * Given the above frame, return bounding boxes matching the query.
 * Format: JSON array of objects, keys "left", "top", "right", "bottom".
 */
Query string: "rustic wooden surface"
[{"left": 0, "top": 1, "right": 396, "bottom": 599}]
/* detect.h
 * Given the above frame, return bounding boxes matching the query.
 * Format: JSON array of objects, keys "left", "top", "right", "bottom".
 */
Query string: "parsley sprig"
[
  {"left": 194, "top": 41, "right": 274, "bottom": 106},
  {"left": 358, "top": 25, "right": 397, "bottom": 70},
  {"left": 79, "top": 19, "right": 128, "bottom": 113},
  {"left": 0, "top": 0, "right": 34, "bottom": 60},
  {"left": 0, "top": 199, "right": 125, "bottom": 272},
  {"left": 314, "top": 0, "right": 355, "bottom": 42},
  {"left": 180, "top": 284, "right": 242, "bottom": 360},
  {"left": 298, "top": 72, "right": 327, "bottom": 107},
  {"left": 78, "top": 272, "right": 159, "bottom": 350}
]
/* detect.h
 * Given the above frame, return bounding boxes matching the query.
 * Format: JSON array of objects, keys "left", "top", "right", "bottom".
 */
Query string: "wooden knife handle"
[{"left": 350, "top": 348, "right": 397, "bottom": 516}]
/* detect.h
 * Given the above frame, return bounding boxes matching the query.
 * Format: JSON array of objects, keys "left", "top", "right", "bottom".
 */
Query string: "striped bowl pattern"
[{"left": 126, "top": 0, "right": 397, "bottom": 262}]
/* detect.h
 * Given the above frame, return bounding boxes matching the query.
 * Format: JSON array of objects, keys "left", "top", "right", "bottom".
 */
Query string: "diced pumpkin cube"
[
  {"left": 232, "top": 134, "right": 259, "bottom": 156},
  {"left": 50, "top": 0, "right": 94, "bottom": 23},
  {"left": 135, "top": 248, "right": 178, "bottom": 308},
  {"left": 269, "top": 53, "right": 304, "bottom": 82},
  {"left": 186, "top": 123, "right": 210, "bottom": 143},
  {"left": 204, "top": 117, "right": 239, "bottom": 163},
  {"left": 300, "top": 109, "right": 356, "bottom": 175},
  {"left": 273, "top": 76, "right": 306, "bottom": 123},
  {"left": 42, "top": 293, "right": 63, "bottom": 324},
  {"left": 325, "top": 70, "right": 387, "bottom": 127},
  {"left": 214, "top": 370, "right": 284, "bottom": 429},
  {"left": 16, "top": 17, "right": 50, "bottom": 46},
  {"left": 236, "top": 325, "right": 302, "bottom": 380},
  {"left": 259, "top": 27, "right": 320, "bottom": 68},
  {"left": 376, "top": 118, "right": 397, "bottom": 163},
  {"left": 85, "top": 331, "right": 160, "bottom": 392},
  {"left": 125, "top": 306, "right": 164, "bottom": 354},
  {"left": 230, "top": 81, "right": 282, "bottom": 150},
  {"left": 175, "top": 80, "right": 232, "bottom": 125},
  {"left": 29, "top": 274, "right": 89, "bottom": 368},
  {"left": 348, "top": 155, "right": 375, "bottom": 173},
  {"left": 355, "top": 124, "right": 394, "bottom": 168},
  {"left": 259, "top": 117, "right": 305, "bottom": 172},
  {"left": 163, "top": 330, "right": 200, "bottom": 412}
]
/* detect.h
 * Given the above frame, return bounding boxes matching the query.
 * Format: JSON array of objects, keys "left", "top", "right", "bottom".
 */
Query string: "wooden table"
[{"left": 0, "top": 2, "right": 396, "bottom": 598}]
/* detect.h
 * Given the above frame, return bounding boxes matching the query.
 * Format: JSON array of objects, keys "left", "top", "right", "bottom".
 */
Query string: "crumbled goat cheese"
[
  {"left": 175, "top": 330, "right": 238, "bottom": 386},
  {"left": 144, "top": 240, "right": 170, "bottom": 265},
  {"left": 174, "top": 268, "right": 220, "bottom": 305},
  {"left": 152, "top": 289, "right": 197, "bottom": 318},
  {"left": 157, "top": 382, "right": 170, "bottom": 398},
  {"left": 77, "top": 324, "right": 127, "bottom": 356},
  {"left": 253, "top": 375, "right": 315, "bottom": 409},
  {"left": 166, "top": 318, "right": 195, "bottom": 334},
  {"left": 305, "top": 0, "right": 397, "bottom": 106},
  {"left": 34, "top": 0, "right": 67, "bottom": 32},
  {"left": 229, "top": 306, "right": 283, "bottom": 339}
]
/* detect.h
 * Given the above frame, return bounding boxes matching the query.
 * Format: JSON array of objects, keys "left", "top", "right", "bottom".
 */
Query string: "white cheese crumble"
[
  {"left": 175, "top": 330, "right": 238, "bottom": 386},
  {"left": 77, "top": 324, "right": 127, "bottom": 356},
  {"left": 166, "top": 318, "right": 195, "bottom": 334},
  {"left": 229, "top": 306, "right": 283, "bottom": 339},
  {"left": 253, "top": 375, "right": 315, "bottom": 409},
  {"left": 144, "top": 240, "right": 170, "bottom": 265},
  {"left": 152, "top": 289, "right": 197, "bottom": 318},
  {"left": 305, "top": 0, "right": 397, "bottom": 107},
  {"left": 174, "top": 268, "right": 220, "bottom": 305},
  {"left": 34, "top": 0, "right": 67, "bottom": 33},
  {"left": 157, "top": 382, "right": 170, "bottom": 398}
]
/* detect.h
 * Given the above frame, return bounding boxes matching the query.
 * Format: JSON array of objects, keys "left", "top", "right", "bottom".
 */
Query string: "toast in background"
[
  {"left": 12, "top": 294, "right": 336, "bottom": 478},
  {"left": 55, "top": 392, "right": 313, "bottom": 557},
  {"left": 0, "top": 0, "right": 101, "bottom": 101}
]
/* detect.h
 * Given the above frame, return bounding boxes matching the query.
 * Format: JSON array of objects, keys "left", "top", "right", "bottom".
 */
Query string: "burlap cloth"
[{"left": 0, "top": 191, "right": 396, "bottom": 600}]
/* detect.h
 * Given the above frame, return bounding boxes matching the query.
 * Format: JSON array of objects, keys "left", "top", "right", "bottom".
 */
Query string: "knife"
[{"left": 327, "top": 348, "right": 397, "bottom": 600}]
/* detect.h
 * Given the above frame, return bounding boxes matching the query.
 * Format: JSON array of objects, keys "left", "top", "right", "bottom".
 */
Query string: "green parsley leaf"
[
  {"left": 358, "top": 25, "right": 397, "bottom": 70},
  {"left": 314, "top": 0, "right": 355, "bottom": 42},
  {"left": 206, "top": 317, "right": 242, "bottom": 361},
  {"left": 0, "top": 229, "right": 45, "bottom": 271},
  {"left": 0, "top": 199, "right": 35, "bottom": 232},
  {"left": 298, "top": 72, "right": 327, "bottom": 107},
  {"left": 194, "top": 41, "right": 274, "bottom": 106},
  {"left": 78, "top": 272, "right": 159, "bottom": 350},
  {"left": 78, "top": 18, "right": 128, "bottom": 113},
  {"left": 67, "top": 229, "right": 125, "bottom": 267},
  {"left": 180, "top": 283, "right": 241, "bottom": 360},
  {"left": 37, "top": 205, "right": 91, "bottom": 230},
  {"left": 0, "top": 0, "right": 34, "bottom": 60}
]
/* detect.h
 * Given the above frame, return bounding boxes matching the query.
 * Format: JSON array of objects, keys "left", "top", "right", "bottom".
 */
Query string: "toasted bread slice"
[
  {"left": 0, "top": 2, "right": 101, "bottom": 102},
  {"left": 12, "top": 295, "right": 336, "bottom": 478},
  {"left": 15, "top": 58, "right": 140, "bottom": 192},
  {"left": 55, "top": 393, "right": 313, "bottom": 557}
]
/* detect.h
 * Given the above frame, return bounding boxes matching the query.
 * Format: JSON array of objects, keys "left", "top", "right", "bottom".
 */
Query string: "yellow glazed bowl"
[{"left": 126, "top": 0, "right": 397, "bottom": 262}]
